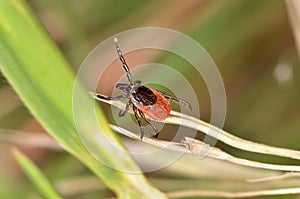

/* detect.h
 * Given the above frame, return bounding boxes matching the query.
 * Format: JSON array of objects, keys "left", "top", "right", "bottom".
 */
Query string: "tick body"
[
  {"left": 93, "top": 38, "right": 191, "bottom": 139},
  {"left": 131, "top": 86, "right": 171, "bottom": 120}
]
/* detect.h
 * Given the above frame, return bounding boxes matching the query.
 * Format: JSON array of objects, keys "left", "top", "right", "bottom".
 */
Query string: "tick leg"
[
  {"left": 119, "top": 100, "right": 130, "bottom": 117},
  {"left": 114, "top": 38, "right": 134, "bottom": 84},
  {"left": 91, "top": 92, "right": 130, "bottom": 117},
  {"left": 138, "top": 110, "right": 159, "bottom": 138},
  {"left": 93, "top": 93, "right": 128, "bottom": 101},
  {"left": 116, "top": 83, "right": 130, "bottom": 92},
  {"left": 159, "top": 91, "right": 192, "bottom": 111},
  {"left": 132, "top": 104, "right": 144, "bottom": 140}
]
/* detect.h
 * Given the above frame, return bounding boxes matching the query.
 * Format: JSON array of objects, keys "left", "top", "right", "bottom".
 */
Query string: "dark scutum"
[{"left": 132, "top": 86, "right": 157, "bottom": 106}]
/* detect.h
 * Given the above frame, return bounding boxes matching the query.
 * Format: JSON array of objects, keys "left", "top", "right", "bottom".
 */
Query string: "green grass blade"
[
  {"left": 0, "top": 1, "right": 166, "bottom": 198},
  {"left": 12, "top": 148, "right": 63, "bottom": 199}
]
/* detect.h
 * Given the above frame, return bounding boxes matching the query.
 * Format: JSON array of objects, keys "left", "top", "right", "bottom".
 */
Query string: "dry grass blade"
[
  {"left": 110, "top": 125, "right": 300, "bottom": 172},
  {"left": 286, "top": 0, "right": 300, "bottom": 57},
  {"left": 0, "top": 129, "right": 61, "bottom": 150},
  {"left": 167, "top": 187, "right": 300, "bottom": 198},
  {"left": 92, "top": 94, "right": 300, "bottom": 161},
  {"left": 246, "top": 172, "right": 300, "bottom": 183}
]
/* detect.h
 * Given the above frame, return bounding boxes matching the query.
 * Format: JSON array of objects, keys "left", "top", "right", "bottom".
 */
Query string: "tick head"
[{"left": 132, "top": 86, "right": 157, "bottom": 106}]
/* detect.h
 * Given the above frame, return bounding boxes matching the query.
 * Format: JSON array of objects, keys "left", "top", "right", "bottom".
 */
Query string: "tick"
[{"left": 93, "top": 38, "right": 192, "bottom": 139}]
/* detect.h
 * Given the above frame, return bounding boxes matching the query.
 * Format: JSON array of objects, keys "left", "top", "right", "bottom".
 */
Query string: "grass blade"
[
  {"left": 12, "top": 148, "right": 63, "bottom": 199},
  {"left": 0, "top": 1, "right": 166, "bottom": 198}
]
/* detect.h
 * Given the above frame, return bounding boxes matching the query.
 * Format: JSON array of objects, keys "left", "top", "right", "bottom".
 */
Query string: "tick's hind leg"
[
  {"left": 138, "top": 110, "right": 159, "bottom": 138},
  {"left": 132, "top": 104, "right": 145, "bottom": 140},
  {"left": 118, "top": 100, "right": 130, "bottom": 117},
  {"left": 159, "top": 91, "right": 192, "bottom": 111}
]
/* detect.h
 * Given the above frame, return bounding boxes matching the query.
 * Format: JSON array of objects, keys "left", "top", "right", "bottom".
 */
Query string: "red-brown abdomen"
[{"left": 137, "top": 89, "right": 170, "bottom": 120}]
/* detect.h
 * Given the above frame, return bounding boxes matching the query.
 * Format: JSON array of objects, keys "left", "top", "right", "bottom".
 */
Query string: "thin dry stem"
[
  {"left": 167, "top": 187, "right": 300, "bottom": 198},
  {"left": 247, "top": 172, "right": 300, "bottom": 183},
  {"left": 286, "top": 0, "right": 300, "bottom": 57},
  {"left": 111, "top": 124, "right": 300, "bottom": 172},
  {"left": 0, "top": 128, "right": 62, "bottom": 150},
  {"left": 92, "top": 94, "right": 300, "bottom": 161}
]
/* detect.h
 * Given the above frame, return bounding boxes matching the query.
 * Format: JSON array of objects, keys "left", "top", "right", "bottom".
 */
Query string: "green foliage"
[
  {"left": 13, "top": 149, "right": 63, "bottom": 199},
  {"left": 0, "top": 1, "right": 166, "bottom": 198}
]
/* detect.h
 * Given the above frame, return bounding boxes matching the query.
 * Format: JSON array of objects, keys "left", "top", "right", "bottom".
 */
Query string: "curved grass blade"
[
  {"left": 0, "top": 1, "right": 166, "bottom": 198},
  {"left": 12, "top": 148, "right": 63, "bottom": 199}
]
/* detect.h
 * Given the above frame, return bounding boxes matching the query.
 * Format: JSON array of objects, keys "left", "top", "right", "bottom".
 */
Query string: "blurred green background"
[{"left": 0, "top": 0, "right": 299, "bottom": 198}]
